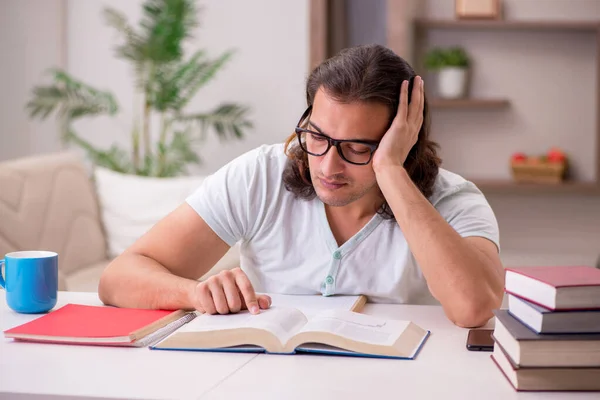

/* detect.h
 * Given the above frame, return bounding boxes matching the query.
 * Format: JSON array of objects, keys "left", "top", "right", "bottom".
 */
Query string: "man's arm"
[
  {"left": 100, "top": 202, "right": 271, "bottom": 314},
  {"left": 372, "top": 76, "right": 503, "bottom": 327},
  {"left": 98, "top": 203, "right": 230, "bottom": 310},
  {"left": 376, "top": 166, "right": 504, "bottom": 328}
]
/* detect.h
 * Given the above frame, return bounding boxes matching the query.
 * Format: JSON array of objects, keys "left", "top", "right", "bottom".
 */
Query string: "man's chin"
[{"left": 315, "top": 188, "right": 354, "bottom": 207}]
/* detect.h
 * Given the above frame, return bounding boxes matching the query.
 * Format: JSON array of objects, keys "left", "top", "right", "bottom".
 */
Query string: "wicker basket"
[{"left": 510, "top": 160, "right": 567, "bottom": 184}]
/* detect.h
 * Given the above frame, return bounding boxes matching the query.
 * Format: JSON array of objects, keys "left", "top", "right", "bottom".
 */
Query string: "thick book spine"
[{"left": 137, "top": 312, "right": 197, "bottom": 347}]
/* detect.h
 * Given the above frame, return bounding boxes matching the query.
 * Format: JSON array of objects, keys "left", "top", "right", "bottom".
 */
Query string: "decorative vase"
[{"left": 438, "top": 67, "right": 469, "bottom": 99}]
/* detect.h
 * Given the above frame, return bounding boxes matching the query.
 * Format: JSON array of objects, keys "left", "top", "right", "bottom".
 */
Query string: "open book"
[{"left": 152, "top": 296, "right": 430, "bottom": 359}]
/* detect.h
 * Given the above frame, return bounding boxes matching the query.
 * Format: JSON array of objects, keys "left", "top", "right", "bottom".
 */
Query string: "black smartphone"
[{"left": 466, "top": 329, "right": 494, "bottom": 352}]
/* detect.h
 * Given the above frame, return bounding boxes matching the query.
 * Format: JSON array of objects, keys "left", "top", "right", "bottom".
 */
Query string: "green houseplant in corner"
[
  {"left": 424, "top": 46, "right": 470, "bottom": 99},
  {"left": 26, "top": 0, "right": 251, "bottom": 257}
]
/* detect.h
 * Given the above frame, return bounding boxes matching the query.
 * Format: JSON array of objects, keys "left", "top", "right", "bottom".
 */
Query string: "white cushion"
[{"left": 94, "top": 167, "right": 205, "bottom": 258}]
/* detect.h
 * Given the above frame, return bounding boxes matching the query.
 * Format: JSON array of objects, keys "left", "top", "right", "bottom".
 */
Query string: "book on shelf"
[
  {"left": 508, "top": 294, "right": 600, "bottom": 334},
  {"left": 492, "top": 309, "right": 600, "bottom": 367},
  {"left": 491, "top": 342, "right": 600, "bottom": 391},
  {"left": 504, "top": 266, "right": 600, "bottom": 311}
]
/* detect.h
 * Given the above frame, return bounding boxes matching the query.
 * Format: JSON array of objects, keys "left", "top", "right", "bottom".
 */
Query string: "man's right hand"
[{"left": 190, "top": 267, "right": 271, "bottom": 315}]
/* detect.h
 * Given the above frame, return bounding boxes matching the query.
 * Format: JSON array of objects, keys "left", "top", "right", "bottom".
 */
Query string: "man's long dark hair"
[{"left": 283, "top": 44, "right": 441, "bottom": 219}]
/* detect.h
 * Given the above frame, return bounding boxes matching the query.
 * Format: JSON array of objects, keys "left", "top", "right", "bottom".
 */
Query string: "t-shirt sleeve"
[
  {"left": 185, "top": 147, "right": 266, "bottom": 247},
  {"left": 433, "top": 182, "right": 500, "bottom": 252}
]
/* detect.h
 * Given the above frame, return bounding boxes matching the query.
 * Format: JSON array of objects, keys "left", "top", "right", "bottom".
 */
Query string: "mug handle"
[{"left": 0, "top": 259, "right": 5, "bottom": 289}]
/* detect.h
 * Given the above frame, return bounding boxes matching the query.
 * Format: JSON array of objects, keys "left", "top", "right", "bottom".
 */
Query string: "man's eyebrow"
[
  {"left": 307, "top": 120, "right": 380, "bottom": 144},
  {"left": 307, "top": 121, "right": 327, "bottom": 136}
]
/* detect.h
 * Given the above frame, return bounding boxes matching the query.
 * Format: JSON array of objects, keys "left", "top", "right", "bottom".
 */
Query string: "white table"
[
  {"left": 1, "top": 292, "right": 597, "bottom": 400},
  {"left": 204, "top": 304, "right": 597, "bottom": 400},
  {"left": 0, "top": 292, "right": 257, "bottom": 400}
]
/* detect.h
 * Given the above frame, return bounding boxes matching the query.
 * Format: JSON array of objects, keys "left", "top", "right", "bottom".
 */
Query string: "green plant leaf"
[
  {"left": 140, "top": 0, "right": 198, "bottom": 63},
  {"left": 103, "top": 8, "right": 147, "bottom": 88},
  {"left": 154, "top": 130, "right": 200, "bottom": 177},
  {"left": 232, "top": 125, "right": 242, "bottom": 139},
  {"left": 26, "top": 69, "right": 118, "bottom": 123},
  {"left": 446, "top": 47, "right": 470, "bottom": 68},
  {"left": 137, "top": 153, "right": 156, "bottom": 176},
  {"left": 172, "top": 50, "right": 233, "bottom": 110},
  {"left": 424, "top": 47, "right": 444, "bottom": 70},
  {"left": 66, "top": 130, "right": 132, "bottom": 173},
  {"left": 148, "top": 50, "right": 206, "bottom": 111},
  {"left": 424, "top": 46, "right": 470, "bottom": 70},
  {"left": 104, "top": 0, "right": 199, "bottom": 90},
  {"left": 148, "top": 49, "right": 233, "bottom": 112},
  {"left": 103, "top": 8, "right": 145, "bottom": 61},
  {"left": 96, "top": 145, "right": 133, "bottom": 173},
  {"left": 175, "top": 103, "right": 252, "bottom": 141},
  {"left": 26, "top": 0, "right": 252, "bottom": 178}
]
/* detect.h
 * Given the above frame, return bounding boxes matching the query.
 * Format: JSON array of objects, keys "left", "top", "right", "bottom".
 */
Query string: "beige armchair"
[{"left": 0, "top": 152, "right": 239, "bottom": 292}]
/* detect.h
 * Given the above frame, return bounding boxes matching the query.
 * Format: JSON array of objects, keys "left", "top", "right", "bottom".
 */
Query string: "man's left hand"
[{"left": 372, "top": 75, "right": 424, "bottom": 173}]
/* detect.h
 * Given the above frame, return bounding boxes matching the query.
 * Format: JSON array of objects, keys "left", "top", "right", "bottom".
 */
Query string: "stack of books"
[{"left": 491, "top": 265, "right": 600, "bottom": 391}]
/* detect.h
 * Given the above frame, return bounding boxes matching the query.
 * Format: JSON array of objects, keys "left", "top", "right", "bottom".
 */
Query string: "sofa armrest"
[{"left": 57, "top": 269, "right": 68, "bottom": 292}]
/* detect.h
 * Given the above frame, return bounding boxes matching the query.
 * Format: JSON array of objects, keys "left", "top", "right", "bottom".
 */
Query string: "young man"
[{"left": 99, "top": 45, "right": 504, "bottom": 328}]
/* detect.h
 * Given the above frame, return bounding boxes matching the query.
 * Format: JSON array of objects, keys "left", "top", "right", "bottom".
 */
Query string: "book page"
[
  {"left": 296, "top": 309, "right": 411, "bottom": 347},
  {"left": 176, "top": 306, "right": 308, "bottom": 345},
  {"left": 264, "top": 293, "right": 362, "bottom": 319}
]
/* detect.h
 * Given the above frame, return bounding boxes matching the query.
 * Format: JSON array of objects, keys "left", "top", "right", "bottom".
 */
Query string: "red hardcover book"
[
  {"left": 505, "top": 266, "right": 600, "bottom": 311},
  {"left": 3, "top": 304, "right": 195, "bottom": 346}
]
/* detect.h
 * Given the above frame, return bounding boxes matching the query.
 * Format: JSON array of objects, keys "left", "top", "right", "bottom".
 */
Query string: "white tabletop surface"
[
  {"left": 203, "top": 304, "right": 599, "bottom": 400},
  {"left": 0, "top": 292, "right": 256, "bottom": 400},
  {"left": 1, "top": 291, "right": 597, "bottom": 400}
]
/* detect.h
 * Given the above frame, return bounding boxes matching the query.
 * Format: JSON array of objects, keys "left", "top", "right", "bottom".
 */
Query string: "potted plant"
[
  {"left": 25, "top": 0, "right": 252, "bottom": 257},
  {"left": 424, "top": 46, "right": 470, "bottom": 99}
]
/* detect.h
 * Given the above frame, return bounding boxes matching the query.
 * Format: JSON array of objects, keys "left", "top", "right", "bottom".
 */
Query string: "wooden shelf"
[
  {"left": 429, "top": 98, "right": 510, "bottom": 109},
  {"left": 471, "top": 180, "right": 600, "bottom": 194},
  {"left": 414, "top": 19, "right": 600, "bottom": 32}
]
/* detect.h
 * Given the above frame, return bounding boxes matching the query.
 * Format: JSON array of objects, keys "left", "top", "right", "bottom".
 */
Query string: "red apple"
[
  {"left": 547, "top": 147, "right": 566, "bottom": 163},
  {"left": 511, "top": 152, "right": 527, "bottom": 163}
]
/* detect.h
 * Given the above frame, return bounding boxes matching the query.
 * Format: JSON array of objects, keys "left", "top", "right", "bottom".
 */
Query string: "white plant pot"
[
  {"left": 94, "top": 167, "right": 206, "bottom": 258},
  {"left": 438, "top": 67, "right": 468, "bottom": 99}
]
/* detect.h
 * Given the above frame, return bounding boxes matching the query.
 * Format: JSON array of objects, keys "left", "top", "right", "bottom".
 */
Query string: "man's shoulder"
[
  {"left": 217, "top": 143, "right": 287, "bottom": 181},
  {"left": 429, "top": 168, "right": 482, "bottom": 206},
  {"left": 434, "top": 168, "right": 470, "bottom": 189},
  {"left": 253, "top": 142, "right": 287, "bottom": 157},
  {"left": 236, "top": 143, "right": 287, "bottom": 169}
]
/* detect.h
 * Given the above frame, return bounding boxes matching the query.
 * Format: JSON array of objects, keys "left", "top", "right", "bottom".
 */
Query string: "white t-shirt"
[{"left": 186, "top": 143, "right": 500, "bottom": 304}]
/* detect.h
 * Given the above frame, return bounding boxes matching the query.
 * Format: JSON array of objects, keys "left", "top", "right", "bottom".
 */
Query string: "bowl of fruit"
[{"left": 510, "top": 147, "right": 568, "bottom": 184}]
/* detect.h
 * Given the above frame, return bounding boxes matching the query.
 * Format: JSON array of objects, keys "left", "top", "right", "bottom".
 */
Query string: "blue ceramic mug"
[{"left": 0, "top": 251, "right": 58, "bottom": 313}]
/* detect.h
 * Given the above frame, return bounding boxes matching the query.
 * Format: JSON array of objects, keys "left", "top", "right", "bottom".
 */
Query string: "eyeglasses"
[{"left": 294, "top": 106, "right": 380, "bottom": 166}]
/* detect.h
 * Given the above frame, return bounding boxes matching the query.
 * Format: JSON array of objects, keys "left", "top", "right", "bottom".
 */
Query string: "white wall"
[
  {"left": 0, "top": 0, "right": 65, "bottom": 162},
  {"left": 423, "top": 0, "right": 598, "bottom": 182},
  {"left": 67, "top": 0, "right": 309, "bottom": 175},
  {"left": 420, "top": 0, "right": 600, "bottom": 265},
  {"left": 3, "top": 0, "right": 598, "bottom": 266},
  {"left": 355, "top": 0, "right": 600, "bottom": 265}
]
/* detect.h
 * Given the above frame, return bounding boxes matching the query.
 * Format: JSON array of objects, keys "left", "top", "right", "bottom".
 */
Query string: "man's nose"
[{"left": 320, "top": 145, "right": 345, "bottom": 177}]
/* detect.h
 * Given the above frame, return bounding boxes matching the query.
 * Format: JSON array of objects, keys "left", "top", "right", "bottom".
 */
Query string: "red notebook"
[
  {"left": 4, "top": 304, "right": 195, "bottom": 347},
  {"left": 505, "top": 266, "right": 600, "bottom": 310}
]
